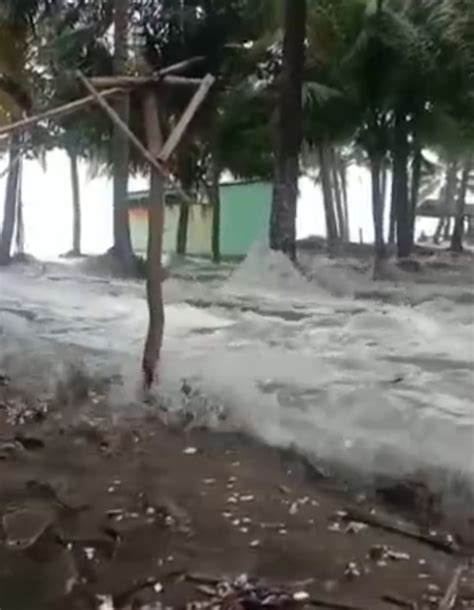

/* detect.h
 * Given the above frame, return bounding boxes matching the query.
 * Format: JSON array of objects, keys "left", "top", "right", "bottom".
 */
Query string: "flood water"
[{"left": 1, "top": 248, "right": 473, "bottom": 502}]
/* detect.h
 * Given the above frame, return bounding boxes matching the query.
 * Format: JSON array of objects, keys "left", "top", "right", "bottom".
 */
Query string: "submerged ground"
[{"left": 0, "top": 245, "right": 473, "bottom": 608}]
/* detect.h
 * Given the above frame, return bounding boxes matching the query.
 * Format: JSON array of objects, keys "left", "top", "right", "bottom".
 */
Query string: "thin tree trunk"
[
  {"left": 331, "top": 147, "right": 346, "bottom": 241},
  {"left": 112, "top": 0, "right": 135, "bottom": 271},
  {"left": 318, "top": 143, "right": 339, "bottom": 248},
  {"left": 337, "top": 152, "right": 350, "bottom": 241},
  {"left": 409, "top": 145, "right": 422, "bottom": 249},
  {"left": 14, "top": 158, "right": 24, "bottom": 255},
  {"left": 388, "top": 178, "right": 397, "bottom": 246},
  {"left": 68, "top": 149, "right": 82, "bottom": 255},
  {"left": 210, "top": 154, "right": 221, "bottom": 263},
  {"left": 443, "top": 217, "right": 452, "bottom": 241},
  {"left": 434, "top": 160, "right": 458, "bottom": 244},
  {"left": 176, "top": 202, "right": 189, "bottom": 255},
  {"left": 370, "top": 154, "right": 386, "bottom": 266},
  {"left": 269, "top": 0, "right": 306, "bottom": 261},
  {"left": 370, "top": 158, "right": 386, "bottom": 268},
  {"left": 0, "top": 134, "right": 21, "bottom": 265},
  {"left": 450, "top": 157, "right": 472, "bottom": 253},
  {"left": 142, "top": 91, "right": 165, "bottom": 389},
  {"left": 392, "top": 113, "right": 411, "bottom": 258}
]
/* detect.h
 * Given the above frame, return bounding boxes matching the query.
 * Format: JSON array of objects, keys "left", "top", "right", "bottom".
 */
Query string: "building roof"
[{"left": 417, "top": 199, "right": 474, "bottom": 218}]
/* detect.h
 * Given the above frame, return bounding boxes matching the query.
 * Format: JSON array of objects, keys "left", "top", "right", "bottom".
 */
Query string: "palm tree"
[
  {"left": 111, "top": 0, "right": 135, "bottom": 270},
  {"left": 270, "top": 0, "right": 307, "bottom": 261}
]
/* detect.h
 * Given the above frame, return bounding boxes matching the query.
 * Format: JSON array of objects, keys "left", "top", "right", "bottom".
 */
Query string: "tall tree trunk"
[
  {"left": 370, "top": 154, "right": 386, "bottom": 266},
  {"left": 337, "top": 152, "right": 350, "bottom": 241},
  {"left": 318, "top": 143, "right": 338, "bottom": 247},
  {"left": 433, "top": 160, "right": 458, "bottom": 244},
  {"left": 209, "top": 154, "right": 221, "bottom": 263},
  {"left": 331, "top": 147, "right": 347, "bottom": 241},
  {"left": 392, "top": 113, "right": 411, "bottom": 258},
  {"left": 176, "top": 202, "right": 189, "bottom": 255},
  {"left": 409, "top": 145, "right": 422, "bottom": 249},
  {"left": 0, "top": 134, "right": 21, "bottom": 265},
  {"left": 112, "top": 0, "right": 134, "bottom": 270},
  {"left": 14, "top": 158, "right": 24, "bottom": 255},
  {"left": 269, "top": 0, "right": 306, "bottom": 261},
  {"left": 443, "top": 217, "right": 452, "bottom": 241},
  {"left": 388, "top": 174, "right": 397, "bottom": 246},
  {"left": 450, "top": 157, "right": 472, "bottom": 253},
  {"left": 142, "top": 91, "right": 165, "bottom": 389},
  {"left": 68, "top": 149, "right": 81, "bottom": 256}
]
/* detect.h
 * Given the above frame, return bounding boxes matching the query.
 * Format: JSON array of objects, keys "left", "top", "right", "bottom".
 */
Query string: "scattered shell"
[
  {"left": 249, "top": 539, "right": 261, "bottom": 548},
  {"left": 107, "top": 486, "right": 115, "bottom": 493},
  {"left": 418, "top": 573, "right": 431, "bottom": 580},
  {"left": 289, "top": 502, "right": 298, "bottom": 515},
  {"left": 344, "top": 561, "right": 361, "bottom": 579},
  {"left": 228, "top": 477, "right": 237, "bottom": 483},
  {"left": 231, "top": 461, "right": 240, "bottom": 467},
  {"left": 227, "top": 497, "right": 238, "bottom": 504},
  {"left": 203, "top": 479, "right": 216, "bottom": 485},
  {"left": 239, "top": 527, "right": 249, "bottom": 534},
  {"left": 344, "top": 521, "right": 368, "bottom": 535},
  {"left": 153, "top": 582, "right": 163, "bottom": 594},
  {"left": 418, "top": 558, "right": 426, "bottom": 565},
  {"left": 427, "top": 584, "right": 440, "bottom": 592},
  {"left": 183, "top": 447, "right": 198, "bottom": 455},
  {"left": 84, "top": 547, "right": 95, "bottom": 560},
  {"left": 146, "top": 507, "right": 157, "bottom": 516},
  {"left": 240, "top": 495, "right": 255, "bottom": 503},
  {"left": 328, "top": 522, "right": 342, "bottom": 532},
  {"left": 278, "top": 529, "right": 288, "bottom": 535},
  {"left": 231, "top": 519, "right": 241, "bottom": 527},
  {"left": 292, "top": 592, "right": 310, "bottom": 602},
  {"left": 222, "top": 512, "right": 232, "bottom": 519},
  {"left": 97, "top": 595, "right": 115, "bottom": 610}
]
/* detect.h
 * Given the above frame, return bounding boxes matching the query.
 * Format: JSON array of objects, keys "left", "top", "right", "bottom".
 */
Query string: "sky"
[{"left": 0, "top": 149, "right": 434, "bottom": 260}]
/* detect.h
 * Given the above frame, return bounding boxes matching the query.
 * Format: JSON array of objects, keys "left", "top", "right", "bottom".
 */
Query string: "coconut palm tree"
[{"left": 269, "top": 0, "right": 307, "bottom": 262}]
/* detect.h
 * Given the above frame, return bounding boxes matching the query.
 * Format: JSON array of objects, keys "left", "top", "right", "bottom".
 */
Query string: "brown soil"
[{"left": 0, "top": 381, "right": 473, "bottom": 610}]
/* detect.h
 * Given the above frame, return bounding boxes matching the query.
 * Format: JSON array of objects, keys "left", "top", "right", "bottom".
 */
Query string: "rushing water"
[{"left": 1, "top": 249, "right": 473, "bottom": 501}]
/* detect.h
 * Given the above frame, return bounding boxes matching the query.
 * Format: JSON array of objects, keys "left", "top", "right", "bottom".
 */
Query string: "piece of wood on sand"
[
  {"left": 438, "top": 566, "right": 465, "bottom": 610},
  {"left": 141, "top": 89, "right": 165, "bottom": 389}
]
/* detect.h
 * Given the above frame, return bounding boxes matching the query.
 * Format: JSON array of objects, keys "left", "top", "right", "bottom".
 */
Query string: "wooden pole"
[
  {"left": 90, "top": 75, "right": 204, "bottom": 89},
  {"left": 159, "top": 74, "right": 216, "bottom": 163},
  {"left": 142, "top": 90, "right": 165, "bottom": 389},
  {"left": 0, "top": 87, "right": 125, "bottom": 140}
]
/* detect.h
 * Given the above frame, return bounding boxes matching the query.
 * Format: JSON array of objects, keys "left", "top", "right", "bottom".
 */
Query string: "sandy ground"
[{"left": 0, "top": 378, "right": 473, "bottom": 610}]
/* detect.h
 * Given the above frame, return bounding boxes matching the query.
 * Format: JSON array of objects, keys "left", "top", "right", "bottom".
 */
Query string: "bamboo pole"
[
  {"left": 142, "top": 90, "right": 165, "bottom": 389},
  {"left": 0, "top": 87, "right": 124, "bottom": 140},
  {"left": 76, "top": 71, "right": 191, "bottom": 203},
  {"left": 90, "top": 74, "right": 204, "bottom": 89},
  {"left": 159, "top": 74, "right": 215, "bottom": 163}
]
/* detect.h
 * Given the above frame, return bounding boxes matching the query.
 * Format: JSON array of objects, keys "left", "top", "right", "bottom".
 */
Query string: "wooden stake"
[
  {"left": 0, "top": 87, "right": 124, "bottom": 140},
  {"left": 142, "top": 90, "right": 165, "bottom": 389},
  {"left": 76, "top": 71, "right": 191, "bottom": 204},
  {"left": 159, "top": 74, "right": 216, "bottom": 163}
]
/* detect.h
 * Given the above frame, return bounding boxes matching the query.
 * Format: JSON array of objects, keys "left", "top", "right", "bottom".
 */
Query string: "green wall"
[{"left": 219, "top": 181, "right": 272, "bottom": 257}]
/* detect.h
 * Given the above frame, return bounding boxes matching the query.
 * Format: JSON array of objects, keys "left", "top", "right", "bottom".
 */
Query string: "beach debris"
[
  {"left": 344, "top": 561, "right": 361, "bottom": 579},
  {"left": 3, "top": 507, "right": 56, "bottom": 550},
  {"left": 183, "top": 447, "right": 198, "bottom": 455},
  {"left": 344, "top": 521, "right": 368, "bottom": 534},
  {"left": 368, "top": 544, "right": 410, "bottom": 563},
  {"left": 186, "top": 573, "right": 362, "bottom": 610},
  {"left": 437, "top": 566, "right": 465, "bottom": 610},
  {"left": 341, "top": 507, "right": 458, "bottom": 554},
  {"left": 381, "top": 594, "right": 418, "bottom": 609},
  {"left": 97, "top": 595, "right": 115, "bottom": 610},
  {"left": 240, "top": 494, "right": 255, "bottom": 503}
]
